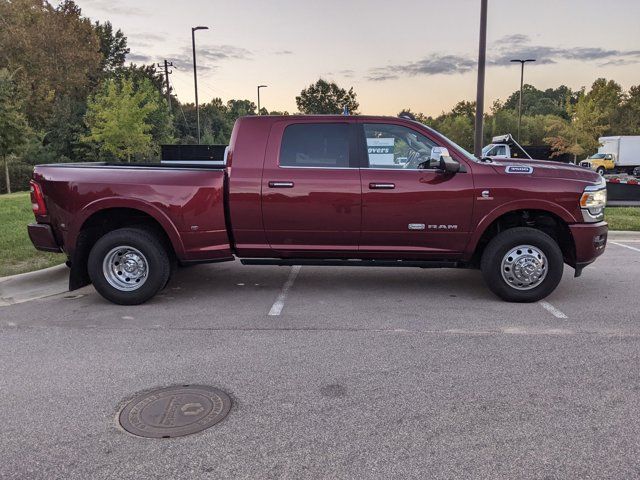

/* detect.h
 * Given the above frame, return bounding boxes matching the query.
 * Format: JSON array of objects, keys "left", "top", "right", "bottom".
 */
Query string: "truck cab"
[
  {"left": 580, "top": 153, "right": 615, "bottom": 175},
  {"left": 482, "top": 134, "right": 531, "bottom": 160}
]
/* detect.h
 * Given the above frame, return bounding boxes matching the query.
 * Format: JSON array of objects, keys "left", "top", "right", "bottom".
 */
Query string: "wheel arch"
[
  {"left": 466, "top": 206, "right": 576, "bottom": 268},
  {"left": 67, "top": 200, "right": 184, "bottom": 290}
]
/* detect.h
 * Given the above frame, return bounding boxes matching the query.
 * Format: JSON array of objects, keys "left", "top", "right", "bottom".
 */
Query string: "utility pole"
[
  {"left": 257, "top": 85, "right": 267, "bottom": 114},
  {"left": 157, "top": 60, "right": 174, "bottom": 113},
  {"left": 474, "top": 0, "right": 488, "bottom": 158},
  {"left": 191, "top": 26, "right": 209, "bottom": 144},
  {"left": 510, "top": 58, "right": 536, "bottom": 141}
]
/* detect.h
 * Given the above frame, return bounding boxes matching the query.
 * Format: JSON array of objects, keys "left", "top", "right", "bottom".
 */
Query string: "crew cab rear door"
[
  {"left": 261, "top": 120, "right": 361, "bottom": 254},
  {"left": 357, "top": 120, "right": 474, "bottom": 256}
]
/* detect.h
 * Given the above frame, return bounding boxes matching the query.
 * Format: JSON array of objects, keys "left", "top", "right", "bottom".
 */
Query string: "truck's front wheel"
[
  {"left": 480, "top": 227, "right": 564, "bottom": 302},
  {"left": 88, "top": 228, "right": 171, "bottom": 305},
  {"left": 596, "top": 166, "right": 605, "bottom": 176}
]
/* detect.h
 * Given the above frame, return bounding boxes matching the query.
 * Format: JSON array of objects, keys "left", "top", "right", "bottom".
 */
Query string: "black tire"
[
  {"left": 163, "top": 256, "right": 178, "bottom": 290},
  {"left": 596, "top": 167, "right": 605, "bottom": 176},
  {"left": 480, "top": 227, "right": 564, "bottom": 303},
  {"left": 88, "top": 227, "right": 170, "bottom": 305}
]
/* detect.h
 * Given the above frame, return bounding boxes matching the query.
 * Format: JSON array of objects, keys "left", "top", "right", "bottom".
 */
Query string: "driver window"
[{"left": 363, "top": 123, "right": 437, "bottom": 169}]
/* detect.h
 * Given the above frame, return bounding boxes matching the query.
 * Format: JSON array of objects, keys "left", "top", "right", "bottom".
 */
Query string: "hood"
[{"left": 489, "top": 158, "right": 601, "bottom": 183}]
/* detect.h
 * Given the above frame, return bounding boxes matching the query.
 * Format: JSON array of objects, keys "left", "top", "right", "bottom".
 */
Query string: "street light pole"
[
  {"left": 191, "top": 26, "right": 209, "bottom": 144},
  {"left": 257, "top": 85, "right": 267, "bottom": 115},
  {"left": 473, "top": 0, "right": 488, "bottom": 158},
  {"left": 510, "top": 58, "right": 535, "bottom": 141}
]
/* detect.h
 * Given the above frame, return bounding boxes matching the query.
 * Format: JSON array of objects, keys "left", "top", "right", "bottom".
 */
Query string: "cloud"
[
  {"left": 367, "top": 54, "right": 476, "bottom": 81},
  {"left": 367, "top": 34, "right": 640, "bottom": 81},
  {"left": 127, "top": 53, "right": 153, "bottom": 64},
  {"left": 498, "top": 34, "right": 529, "bottom": 46},
  {"left": 338, "top": 69, "right": 355, "bottom": 78},
  {"left": 82, "top": 0, "right": 145, "bottom": 15},
  {"left": 127, "top": 32, "right": 168, "bottom": 47},
  {"left": 128, "top": 32, "right": 167, "bottom": 43},
  {"left": 598, "top": 58, "right": 639, "bottom": 67},
  {"left": 274, "top": 50, "right": 294, "bottom": 55},
  {"left": 169, "top": 45, "right": 252, "bottom": 72},
  {"left": 490, "top": 34, "right": 640, "bottom": 65}
]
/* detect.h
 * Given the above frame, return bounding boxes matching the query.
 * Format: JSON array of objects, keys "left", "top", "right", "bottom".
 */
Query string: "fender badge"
[
  {"left": 478, "top": 189, "right": 493, "bottom": 200},
  {"left": 505, "top": 165, "right": 533, "bottom": 174}
]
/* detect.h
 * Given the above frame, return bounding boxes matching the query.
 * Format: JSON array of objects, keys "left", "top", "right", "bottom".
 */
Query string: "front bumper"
[
  {"left": 28, "top": 223, "right": 62, "bottom": 253},
  {"left": 569, "top": 221, "right": 608, "bottom": 275}
]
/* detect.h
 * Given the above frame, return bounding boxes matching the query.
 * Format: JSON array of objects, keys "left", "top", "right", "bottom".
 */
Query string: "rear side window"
[{"left": 279, "top": 123, "right": 350, "bottom": 168}]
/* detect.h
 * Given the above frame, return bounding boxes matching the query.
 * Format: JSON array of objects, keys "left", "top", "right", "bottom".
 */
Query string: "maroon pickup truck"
[{"left": 28, "top": 115, "right": 608, "bottom": 305}]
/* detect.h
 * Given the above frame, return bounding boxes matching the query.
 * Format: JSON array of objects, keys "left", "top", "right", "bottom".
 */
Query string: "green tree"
[
  {"left": 83, "top": 78, "right": 162, "bottom": 162},
  {"left": 503, "top": 84, "right": 574, "bottom": 119},
  {"left": 296, "top": 79, "right": 359, "bottom": 114},
  {"left": 616, "top": 85, "right": 640, "bottom": 135},
  {"left": 568, "top": 81, "right": 620, "bottom": 155},
  {"left": 0, "top": 0, "right": 102, "bottom": 129},
  {"left": 94, "top": 20, "right": 129, "bottom": 73},
  {"left": 436, "top": 115, "right": 475, "bottom": 151},
  {"left": 0, "top": 69, "right": 30, "bottom": 193},
  {"left": 544, "top": 116, "right": 585, "bottom": 162}
]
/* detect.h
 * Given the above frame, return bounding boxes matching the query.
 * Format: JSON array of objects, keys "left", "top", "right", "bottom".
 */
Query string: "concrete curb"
[
  {"left": 608, "top": 230, "right": 640, "bottom": 239},
  {"left": 0, "top": 264, "right": 68, "bottom": 307}
]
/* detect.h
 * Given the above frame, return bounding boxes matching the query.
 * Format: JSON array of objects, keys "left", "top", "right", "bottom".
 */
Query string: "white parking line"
[
  {"left": 268, "top": 266, "right": 301, "bottom": 316},
  {"left": 610, "top": 241, "right": 640, "bottom": 253},
  {"left": 539, "top": 301, "right": 568, "bottom": 319}
]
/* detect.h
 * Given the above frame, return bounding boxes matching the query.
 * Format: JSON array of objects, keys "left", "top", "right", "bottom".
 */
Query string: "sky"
[{"left": 79, "top": 0, "right": 640, "bottom": 116}]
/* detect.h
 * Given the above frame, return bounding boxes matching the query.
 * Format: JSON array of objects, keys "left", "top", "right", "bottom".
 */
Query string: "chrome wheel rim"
[
  {"left": 102, "top": 246, "right": 148, "bottom": 291},
  {"left": 500, "top": 244, "right": 548, "bottom": 290}
]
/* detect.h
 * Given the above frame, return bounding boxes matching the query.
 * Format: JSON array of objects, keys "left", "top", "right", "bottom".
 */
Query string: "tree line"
[
  {"left": 402, "top": 80, "right": 640, "bottom": 161},
  {"left": 1, "top": 0, "right": 639, "bottom": 193}
]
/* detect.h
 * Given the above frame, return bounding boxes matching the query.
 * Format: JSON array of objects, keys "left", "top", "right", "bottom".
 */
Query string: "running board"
[{"left": 240, "top": 259, "right": 461, "bottom": 268}]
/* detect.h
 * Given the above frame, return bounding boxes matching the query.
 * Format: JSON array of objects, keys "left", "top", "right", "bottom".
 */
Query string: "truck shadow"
[{"left": 164, "top": 261, "right": 493, "bottom": 302}]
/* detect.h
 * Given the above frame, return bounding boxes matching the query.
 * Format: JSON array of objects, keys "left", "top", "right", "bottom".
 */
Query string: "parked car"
[
  {"left": 580, "top": 136, "right": 640, "bottom": 175},
  {"left": 28, "top": 115, "right": 608, "bottom": 305}
]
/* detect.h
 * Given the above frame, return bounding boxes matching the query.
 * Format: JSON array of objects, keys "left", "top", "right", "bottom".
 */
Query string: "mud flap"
[{"left": 68, "top": 231, "right": 93, "bottom": 291}]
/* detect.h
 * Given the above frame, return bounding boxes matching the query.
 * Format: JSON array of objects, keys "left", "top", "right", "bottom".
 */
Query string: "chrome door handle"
[
  {"left": 369, "top": 183, "right": 395, "bottom": 189},
  {"left": 268, "top": 181, "right": 294, "bottom": 188}
]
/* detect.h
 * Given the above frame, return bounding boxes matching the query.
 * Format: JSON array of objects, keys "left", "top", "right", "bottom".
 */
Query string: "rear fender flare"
[{"left": 68, "top": 197, "right": 186, "bottom": 258}]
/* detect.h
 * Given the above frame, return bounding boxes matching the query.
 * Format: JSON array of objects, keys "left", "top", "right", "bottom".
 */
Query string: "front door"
[
  {"left": 358, "top": 121, "right": 475, "bottom": 258},
  {"left": 261, "top": 121, "right": 361, "bottom": 255}
]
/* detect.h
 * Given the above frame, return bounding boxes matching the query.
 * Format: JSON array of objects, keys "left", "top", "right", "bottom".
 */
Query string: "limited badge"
[{"left": 505, "top": 165, "right": 534, "bottom": 174}]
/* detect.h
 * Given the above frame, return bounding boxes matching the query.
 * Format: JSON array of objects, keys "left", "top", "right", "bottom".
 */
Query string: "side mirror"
[{"left": 428, "top": 147, "right": 460, "bottom": 173}]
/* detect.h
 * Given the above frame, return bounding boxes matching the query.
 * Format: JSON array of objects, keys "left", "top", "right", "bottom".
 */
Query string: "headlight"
[{"left": 580, "top": 182, "right": 607, "bottom": 222}]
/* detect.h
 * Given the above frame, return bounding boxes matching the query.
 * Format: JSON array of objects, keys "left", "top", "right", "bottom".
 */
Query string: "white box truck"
[{"left": 580, "top": 136, "right": 640, "bottom": 175}]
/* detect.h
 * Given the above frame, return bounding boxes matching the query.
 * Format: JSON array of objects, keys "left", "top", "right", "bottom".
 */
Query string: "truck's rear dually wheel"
[
  {"left": 88, "top": 228, "right": 171, "bottom": 305},
  {"left": 480, "top": 227, "right": 564, "bottom": 302}
]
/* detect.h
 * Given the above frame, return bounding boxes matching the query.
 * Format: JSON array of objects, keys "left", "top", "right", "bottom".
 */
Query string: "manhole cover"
[{"left": 119, "top": 385, "right": 231, "bottom": 438}]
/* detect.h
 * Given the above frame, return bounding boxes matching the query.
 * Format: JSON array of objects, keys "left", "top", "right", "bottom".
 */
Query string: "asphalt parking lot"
[{"left": 1, "top": 236, "right": 640, "bottom": 479}]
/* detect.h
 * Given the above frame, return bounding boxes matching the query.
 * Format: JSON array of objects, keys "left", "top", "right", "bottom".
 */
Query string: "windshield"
[
  {"left": 589, "top": 153, "right": 606, "bottom": 159},
  {"left": 481, "top": 144, "right": 494, "bottom": 156},
  {"left": 415, "top": 122, "right": 479, "bottom": 162}
]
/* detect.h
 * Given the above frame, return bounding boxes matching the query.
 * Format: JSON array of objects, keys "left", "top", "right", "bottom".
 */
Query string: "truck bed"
[{"left": 32, "top": 162, "right": 232, "bottom": 263}]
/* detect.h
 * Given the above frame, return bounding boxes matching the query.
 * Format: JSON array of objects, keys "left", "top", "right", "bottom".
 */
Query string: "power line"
[{"left": 168, "top": 76, "right": 191, "bottom": 136}]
